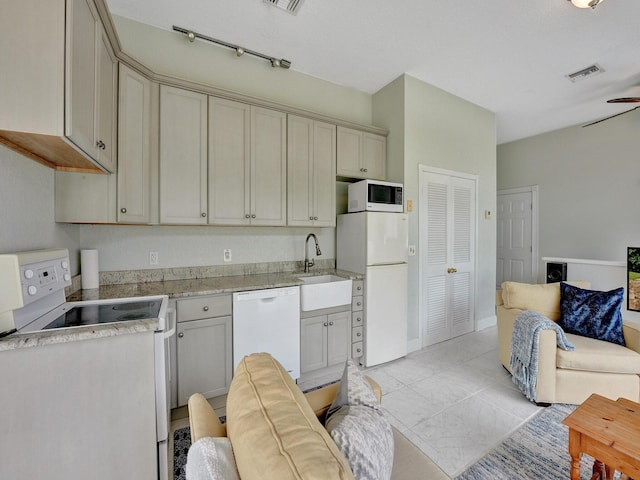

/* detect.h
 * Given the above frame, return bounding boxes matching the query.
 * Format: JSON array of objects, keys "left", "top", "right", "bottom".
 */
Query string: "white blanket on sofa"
[{"left": 510, "top": 310, "right": 575, "bottom": 402}]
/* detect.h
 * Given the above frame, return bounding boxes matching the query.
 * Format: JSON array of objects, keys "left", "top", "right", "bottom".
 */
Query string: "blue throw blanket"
[{"left": 510, "top": 310, "right": 575, "bottom": 402}]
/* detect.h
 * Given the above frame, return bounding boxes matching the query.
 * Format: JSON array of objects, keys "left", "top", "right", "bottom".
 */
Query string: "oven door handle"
[{"left": 163, "top": 307, "right": 176, "bottom": 339}]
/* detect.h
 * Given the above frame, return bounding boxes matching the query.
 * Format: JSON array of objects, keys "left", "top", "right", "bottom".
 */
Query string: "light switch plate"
[{"left": 223, "top": 249, "right": 232, "bottom": 262}]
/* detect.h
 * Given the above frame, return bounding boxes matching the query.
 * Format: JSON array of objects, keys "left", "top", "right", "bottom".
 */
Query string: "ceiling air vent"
[
  {"left": 566, "top": 64, "right": 604, "bottom": 83},
  {"left": 264, "top": 0, "right": 305, "bottom": 15}
]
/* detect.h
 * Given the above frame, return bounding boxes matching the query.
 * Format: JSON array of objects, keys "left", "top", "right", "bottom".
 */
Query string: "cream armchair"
[{"left": 497, "top": 281, "right": 640, "bottom": 405}]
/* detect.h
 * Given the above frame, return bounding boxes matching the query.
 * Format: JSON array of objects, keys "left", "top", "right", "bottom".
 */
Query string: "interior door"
[
  {"left": 496, "top": 189, "right": 535, "bottom": 287},
  {"left": 420, "top": 167, "right": 476, "bottom": 347}
]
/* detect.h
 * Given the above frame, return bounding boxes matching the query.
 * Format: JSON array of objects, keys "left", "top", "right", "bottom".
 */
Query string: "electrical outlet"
[
  {"left": 149, "top": 251, "right": 159, "bottom": 265},
  {"left": 223, "top": 249, "right": 232, "bottom": 262},
  {"left": 408, "top": 245, "right": 416, "bottom": 256}
]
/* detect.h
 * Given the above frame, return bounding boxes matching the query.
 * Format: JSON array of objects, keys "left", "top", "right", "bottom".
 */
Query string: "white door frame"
[
  {"left": 418, "top": 164, "right": 478, "bottom": 348},
  {"left": 497, "top": 185, "right": 539, "bottom": 284}
]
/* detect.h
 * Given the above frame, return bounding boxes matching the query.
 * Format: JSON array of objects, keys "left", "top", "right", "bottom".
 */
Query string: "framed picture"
[{"left": 628, "top": 247, "right": 640, "bottom": 312}]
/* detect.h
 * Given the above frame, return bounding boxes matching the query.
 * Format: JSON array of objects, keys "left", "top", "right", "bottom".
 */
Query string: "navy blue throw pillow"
[{"left": 559, "top": 282, "right": 625, "bottom": 346}]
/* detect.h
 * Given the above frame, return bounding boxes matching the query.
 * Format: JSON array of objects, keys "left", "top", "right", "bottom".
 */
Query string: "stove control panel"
[{"left": 0, "top": 249, "right": 71, "bottom": 312}]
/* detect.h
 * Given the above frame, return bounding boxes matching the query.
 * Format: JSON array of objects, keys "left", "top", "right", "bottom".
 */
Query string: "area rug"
[{"left": 456, "top": 403, "right": 620, "bottom": 480}]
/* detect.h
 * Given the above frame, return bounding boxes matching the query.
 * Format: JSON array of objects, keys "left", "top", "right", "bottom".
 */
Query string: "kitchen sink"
[{"left": 297, "top": 274, "right": 353, "bottom": 311}]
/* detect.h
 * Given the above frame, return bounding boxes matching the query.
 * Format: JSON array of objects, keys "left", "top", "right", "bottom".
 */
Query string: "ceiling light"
[
  {"left": 568, "top": 0, "right": 604, "bottom": 9},
  {"left": 173, "top": 26, "right": 291, "bottom": 69}
]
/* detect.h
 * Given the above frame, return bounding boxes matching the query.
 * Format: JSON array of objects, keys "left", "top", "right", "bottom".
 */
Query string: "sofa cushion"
[
  {"left": 186, "top": 437, "right": 239, "bottom": 480},
  {"left": 559, "top": 282, "right": 625, "bottom": 346},
  {"left": 226, "top": 353, "right": 354, "bottom": 480},
  {"left": 501, "top": 281, "right": 591, "bottom": 321},
  {"left": 325, "top": 360, "right": 394, "bottom": 480},
  {"left": 557, "top": 333, "right": 640, "bottom": 374}
]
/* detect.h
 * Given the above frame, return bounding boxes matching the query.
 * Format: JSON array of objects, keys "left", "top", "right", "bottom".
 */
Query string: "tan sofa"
[
  {"left": 497, "top": 281, "right": 640, "bottom": 405},
  {"left": 188, "top": 353, "right": 450, "bottom": 479}
]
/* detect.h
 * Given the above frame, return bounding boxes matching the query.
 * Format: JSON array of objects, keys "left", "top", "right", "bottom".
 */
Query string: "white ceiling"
[{"left": 105, "top": 0, "right": 640, "bottom": 144}]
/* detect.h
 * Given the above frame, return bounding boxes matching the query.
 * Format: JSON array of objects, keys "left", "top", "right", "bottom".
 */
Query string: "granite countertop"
[
  {"left": 0, "top": 318, "right": 157, "bottom": 352},
  {"left": 1, "top": 269, "right": 361, "bottom": 351},
  {"left": 66, "top": 269, "right": 362, "bottom": 302}
]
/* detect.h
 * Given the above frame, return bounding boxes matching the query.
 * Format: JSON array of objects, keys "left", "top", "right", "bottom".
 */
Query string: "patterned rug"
[{"left": 456, "top": 403, "right": 620, "bottom": 480}]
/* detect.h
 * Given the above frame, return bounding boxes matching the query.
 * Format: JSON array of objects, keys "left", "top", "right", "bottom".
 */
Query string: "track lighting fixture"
[{"left": 173, "top": 26, "right": 291, "bottom": 69}]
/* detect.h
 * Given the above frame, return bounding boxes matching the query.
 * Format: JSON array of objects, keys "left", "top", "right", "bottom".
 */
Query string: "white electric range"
[{"left": 0, "top": 248, "right": 174, "bottom": 480}]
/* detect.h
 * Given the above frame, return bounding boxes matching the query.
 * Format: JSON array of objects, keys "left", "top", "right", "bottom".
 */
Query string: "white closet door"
[
  {"left": 496, "top": 189, "right": 535, "bottom": 286},
  {"left": 420, "top": 167, "right": 476, "bottom": 347}
]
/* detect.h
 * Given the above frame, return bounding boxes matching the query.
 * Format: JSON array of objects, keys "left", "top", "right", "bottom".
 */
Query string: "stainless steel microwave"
[{"left": 347, "top": 179, "right": 404, "bottom": 213}]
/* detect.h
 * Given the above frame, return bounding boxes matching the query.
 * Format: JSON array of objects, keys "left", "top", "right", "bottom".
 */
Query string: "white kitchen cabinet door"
[
  {"left": 208, "top": 97, "right": 251, "bottom": 225},
  {"left": 67, "top": 0, "right": 98, "bottom": 159},
  {"left": 420, "top": 167, "right": 476, "bottom": 347},
  {"left": 67, "top": 0, "right": 116, "bottom": 172},
  {"left": 287, "top": 116, "right": 336, "bottom": 227},
  {"left": 95, "top": 28, "right": 117, "bottom": 172},
  {"left": 326, "top": 311, "right": 351, "bottom": 367},
  {"left": 251, "top": 106, "right": 287, "bottom": 226},
  {"left": 117, "top": 64, "right": 156, "bottom": 224},
  {"left": 337, "top": 126, "right": 386, "bottom": 180},
  {"left": 177, "top": 316, "right": 233, "bottom": 405},
  {"left": 301, "top": 315, "right": 329, "bottom": 373},
  {"left": 159, "top": 85, "right": 208, "bottom": 224}
]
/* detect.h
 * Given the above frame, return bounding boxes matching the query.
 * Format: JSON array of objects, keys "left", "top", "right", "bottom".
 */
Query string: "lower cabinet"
[
  {"left": 176, "top": 294, "right": 232, "bottom": 406},
  {"left": 301, "top": 309, "right": 351, "bottom": 374}
]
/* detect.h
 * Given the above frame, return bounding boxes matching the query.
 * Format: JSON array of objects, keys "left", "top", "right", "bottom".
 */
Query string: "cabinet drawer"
[
  {"left": 351, "top": 341, "right": 364, "bottom": 359},
  {"left": 352, "top": 295, "right": 363, "bottom": 312},
  {"left": 352, "top": 280, "right": 364, "bottom": 296},
  {"left": 177, "top": 294, "right": 232, "bottom": 322},
  {"left": 352, "top": 311, "right": 364, "bottom": 328},
  {"left": 352, "top": 326, "right": 363, "bottom": 343}
]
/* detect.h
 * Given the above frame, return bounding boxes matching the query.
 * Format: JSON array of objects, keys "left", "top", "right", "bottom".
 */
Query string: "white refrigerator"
[{"left": 336, "top": 212, "right": 408, "bottom": 367}]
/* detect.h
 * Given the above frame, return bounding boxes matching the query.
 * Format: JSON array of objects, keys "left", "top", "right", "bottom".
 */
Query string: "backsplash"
[{"left": 96, "top": 258, "right": 337, "bottom": 286}]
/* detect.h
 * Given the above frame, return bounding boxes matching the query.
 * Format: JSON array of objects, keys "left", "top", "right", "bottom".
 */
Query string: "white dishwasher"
[{"left": 233, "top": 286, "right": 301, "bottom": 380}]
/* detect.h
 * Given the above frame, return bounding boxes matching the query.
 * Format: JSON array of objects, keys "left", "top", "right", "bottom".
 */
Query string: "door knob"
[{"left": 447, "top": 267, "right": 458, "bottom": 274}]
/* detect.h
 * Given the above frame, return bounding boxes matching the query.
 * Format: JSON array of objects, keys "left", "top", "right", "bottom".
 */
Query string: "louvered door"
[{"left": 420, "top": 167, "right": 476, "bottom": 346}]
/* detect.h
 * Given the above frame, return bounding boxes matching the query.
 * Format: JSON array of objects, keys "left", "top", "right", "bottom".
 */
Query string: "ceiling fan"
[{"left": 583, "top": 97, "right": 640, "bottom": 127}]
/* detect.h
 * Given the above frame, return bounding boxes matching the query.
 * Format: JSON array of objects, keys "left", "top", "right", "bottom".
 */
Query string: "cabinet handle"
[
  {"left": 356, "top": 301, "right": 362, "bottom": 306},
  {"left": 245, "top": 214, "right": 251, "bottom": 218},
  {"left": 309, "top": 216, "right": 313, "bottom": 220},
  {"left": 323, "top": 322, "right": 328, "bottom": 327},
  {"left": 357, "top": 332, "right": 361, "bottom": 337},
  {"left": 357, "top": 348, "right": 362, "bottom": 353},
  {"left": 95, "top": 140, "right": 106, "bottom": 150},
  {"left": 251, "top": 214, "right": 256, "bottom": 218},
  {"left": 447, "top": 267, "right": 458, "bottom": 274},
  {"left": 329, "top": 321, "right": 334, "bottom": 326},
  {"left": 314, "top": 216, "right": 318, "bottom": 220},
  {"left": 364, "top": 168, "right": 367, "bottom": 172},
  {"left": 201, "top": 213, "right": 206, "bottom": 217},
  {"left": 178, "top": 332, "right": 184, "bottom": 338},
  {"left": 357, "top": 286, "right": 362, "bottom": 291},
  {"left": 203, "top": 306, "right": 209, "bottom": 312},
  {"left": 120, "top": 207, "right": 127, "bottom": 214}
]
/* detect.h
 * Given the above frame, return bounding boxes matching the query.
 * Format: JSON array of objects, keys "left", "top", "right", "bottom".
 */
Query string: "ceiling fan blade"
[
  {"left": 582, "top": 106, "right": 640, "bottom": 127},
  {"left": 607, "top": 97, "right": 640, "bottom": 103}
]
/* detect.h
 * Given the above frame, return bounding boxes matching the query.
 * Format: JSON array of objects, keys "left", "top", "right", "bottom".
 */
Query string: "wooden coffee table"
[{"left": 562, "top": 394, "right": 640, "bottom": 480}]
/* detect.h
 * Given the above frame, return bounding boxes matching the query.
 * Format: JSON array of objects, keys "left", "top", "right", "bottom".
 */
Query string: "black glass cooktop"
[{"left": 42, "top": 300, "right": 163, "bottom": 330}]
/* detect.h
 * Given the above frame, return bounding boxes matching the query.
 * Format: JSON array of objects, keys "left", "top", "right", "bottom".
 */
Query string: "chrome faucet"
[{"left": 304, "top": 233, "right": 322, "bottom": 273}]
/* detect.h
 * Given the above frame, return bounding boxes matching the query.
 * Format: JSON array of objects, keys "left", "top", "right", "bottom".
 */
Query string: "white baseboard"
[
  {"left": 407, "top": 338, "right": 421, "bottom": 353},
  {"left": 476, "top": 314, "right": 497, "bottom": 331}
]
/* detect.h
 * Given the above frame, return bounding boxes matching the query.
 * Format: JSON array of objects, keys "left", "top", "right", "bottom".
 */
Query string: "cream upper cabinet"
[
  {"left": 209, "top": 99, "right": 286, "bottom": 226},
  {"left": 0, "top": 0, "right": 117, "bottom": 173},
  {"left": 117, "top": 64, "right": 158, "bottom": 224},
  {"left": 336, "top": 126, "right": 386, "bottom": 180},
  {"left": 159, "top": 85, "right": 208, "bottom": 224},
  {"left": 287, "top": 115, "right": 336, "bottom": 227},
  {"left": 208, "top": 98, "right": 251, "bottom": 225}
]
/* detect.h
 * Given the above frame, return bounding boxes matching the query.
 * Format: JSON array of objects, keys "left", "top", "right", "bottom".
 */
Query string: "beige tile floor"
[{"left": 170, "top": 325, "right": 542, "bottom": 478}]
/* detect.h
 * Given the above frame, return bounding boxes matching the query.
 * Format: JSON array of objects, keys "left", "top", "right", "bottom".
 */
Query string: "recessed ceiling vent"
[
  {"left": 566, "top": 64, "right": 605, "bottom": 83},
  {"left": 264, "top": 0, "right": 305, "bottom": 15}
]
